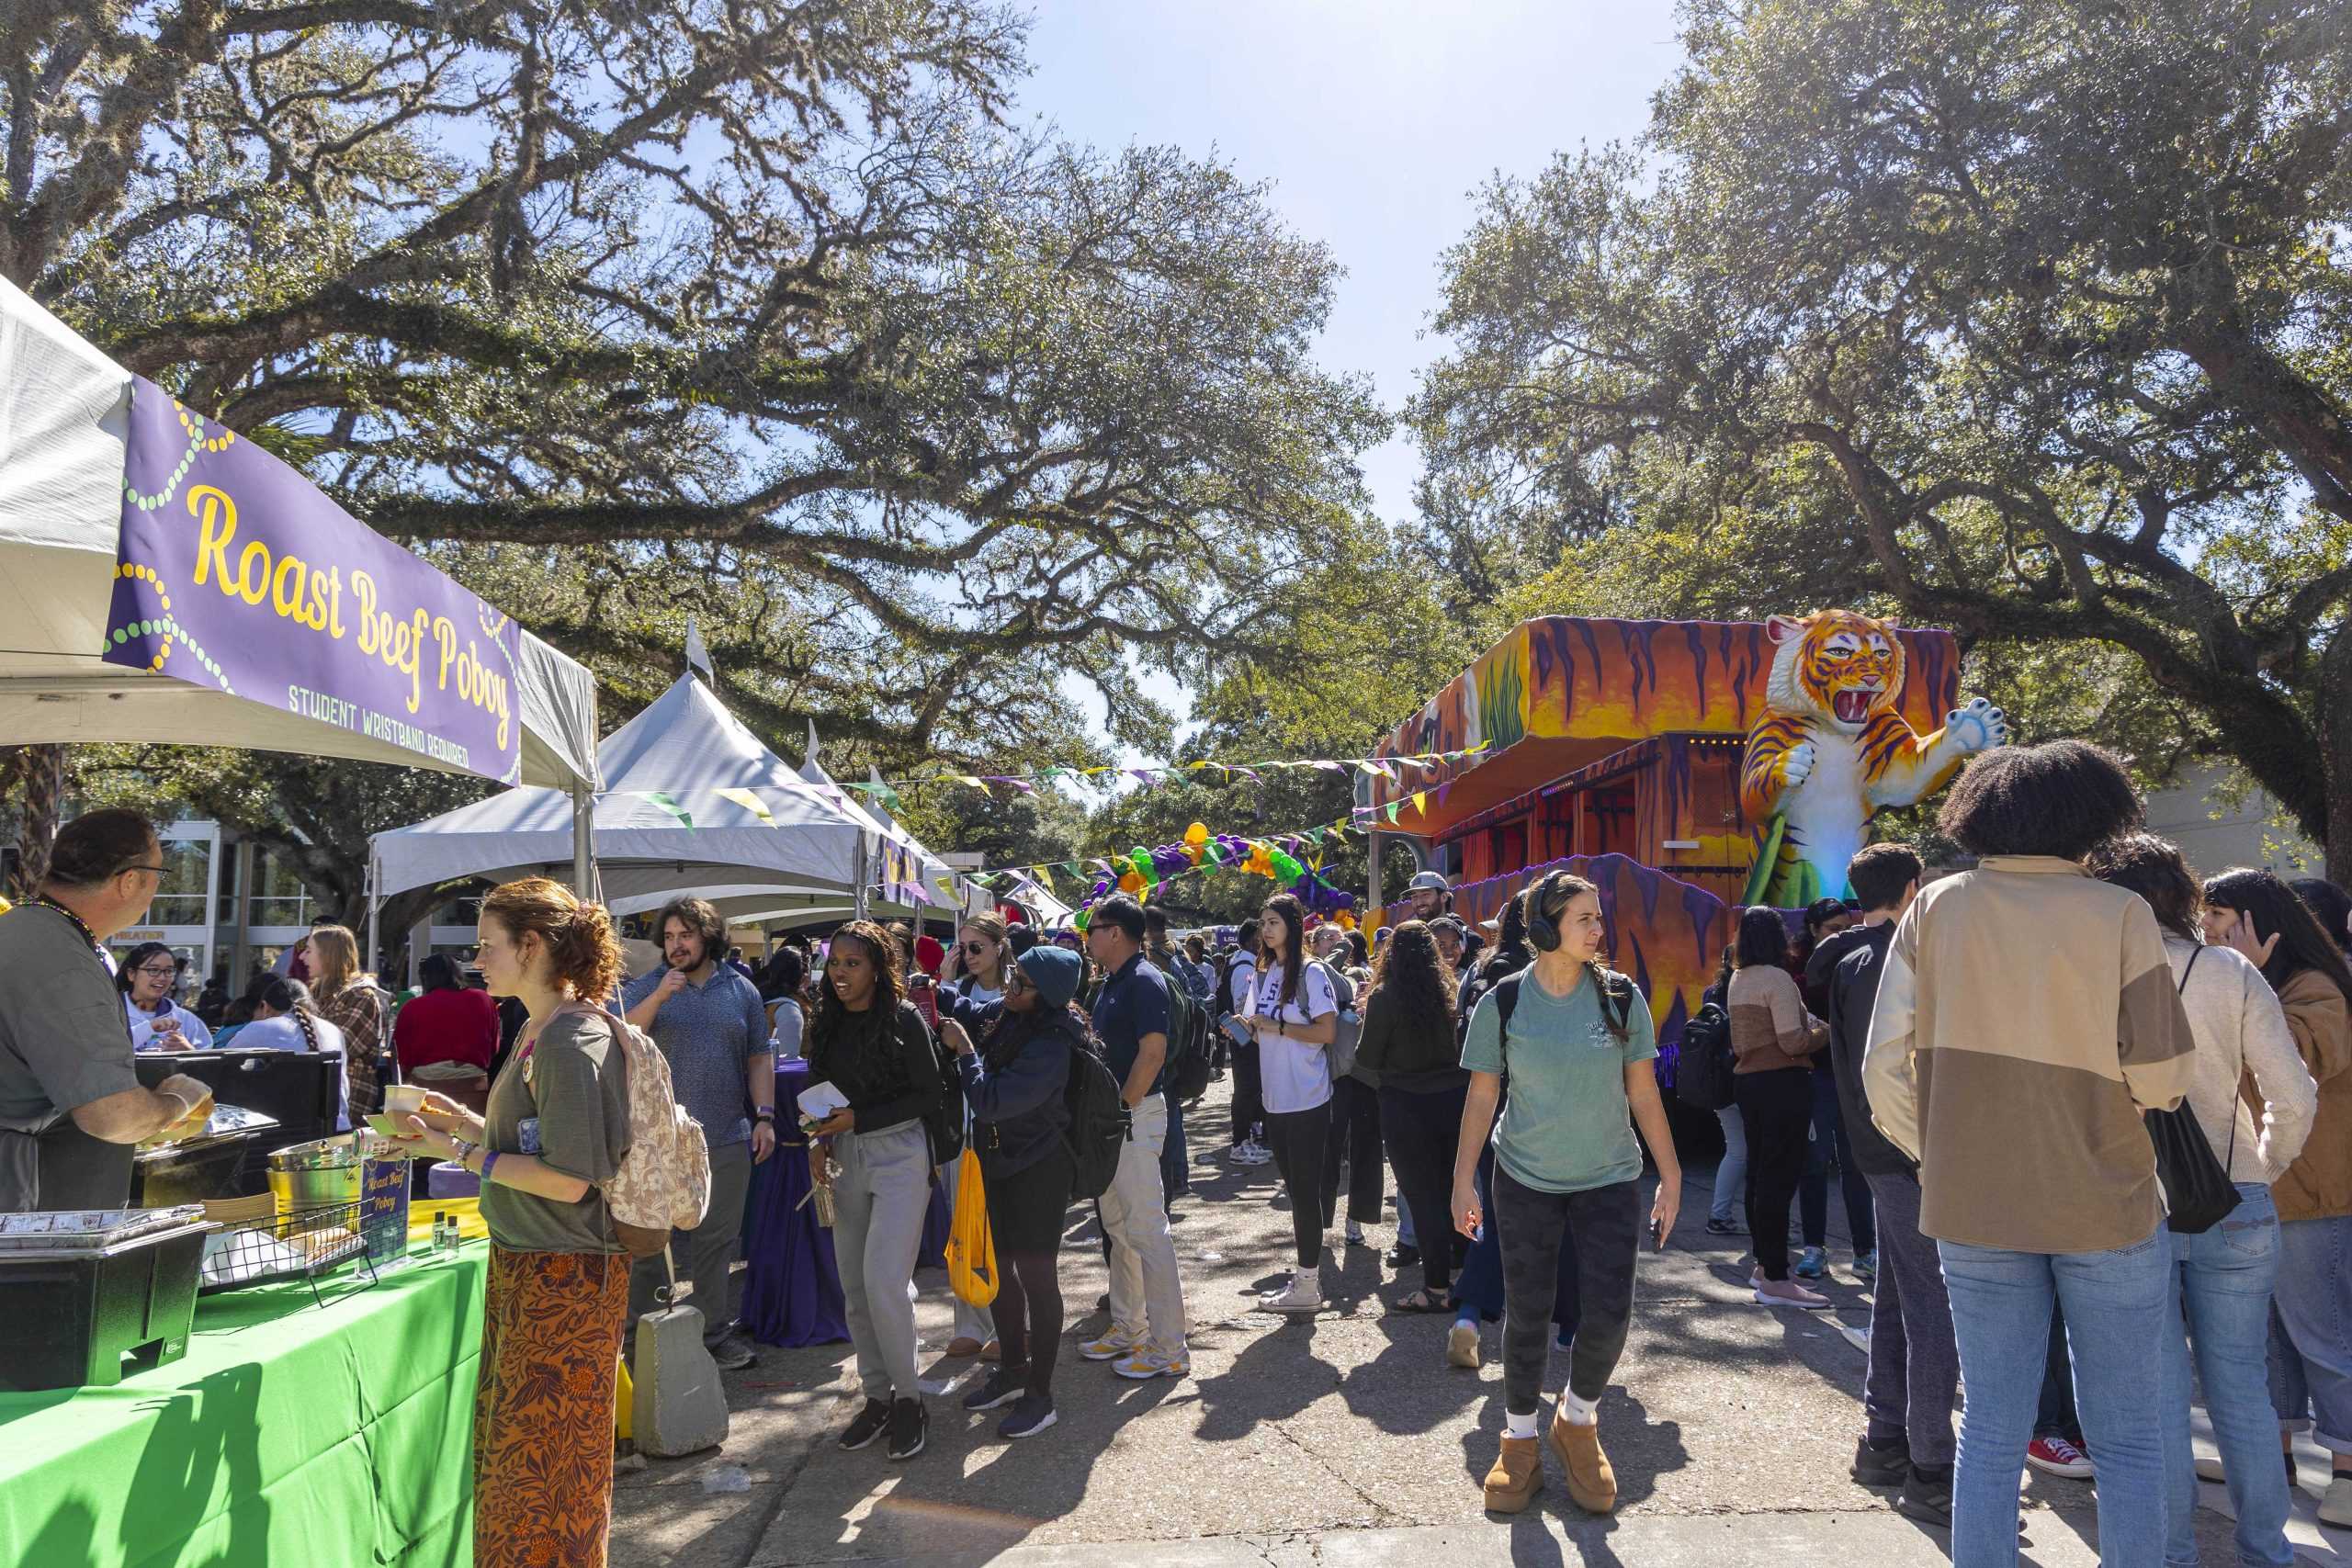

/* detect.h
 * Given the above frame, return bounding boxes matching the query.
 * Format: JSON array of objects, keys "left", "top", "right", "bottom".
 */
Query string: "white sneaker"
[
  {"left": 1256, "top": 1271, "right": 1324, "bottom": 1314},
  {"left": 2320, "top": 1474, "right": 2352, "bottom": 1529},
  {"left": 1753, "top": 1277, "right": 1831, "bottom": 1309},
  {"left": 1238, "top": 1140, "right": 1273, "bottom": 1166}
]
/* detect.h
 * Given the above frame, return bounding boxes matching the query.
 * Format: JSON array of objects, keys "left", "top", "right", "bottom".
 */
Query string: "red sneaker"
[{"left": 2027, "top": 1436, "right": 2093, "bottom": 1478}]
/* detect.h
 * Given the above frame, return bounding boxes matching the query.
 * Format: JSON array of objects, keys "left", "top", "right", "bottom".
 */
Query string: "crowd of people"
[{"left": 6, "top": 734, "right": 2351, "bottom": 1568}]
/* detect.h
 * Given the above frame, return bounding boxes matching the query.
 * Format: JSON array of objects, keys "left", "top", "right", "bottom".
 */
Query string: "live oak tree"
[
  {"left": 5, "top": 1, "right": 1382, "bottom": 918},
  {"left": 1414, "top": 0, "right": 2352, "bottom": 880}
]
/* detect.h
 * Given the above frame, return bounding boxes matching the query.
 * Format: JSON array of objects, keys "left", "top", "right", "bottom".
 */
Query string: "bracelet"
[
  {"left": 480, "top": 1151, "right": 499, "bottom": 1187},
  {"left": 454, "top": 1137, "right": 477, "bottom": 1168},
  {"left": 754, "top": 1107, "right": 776, "bottom": 1122}
]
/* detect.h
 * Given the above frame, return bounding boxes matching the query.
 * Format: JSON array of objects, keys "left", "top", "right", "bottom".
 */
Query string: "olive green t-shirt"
[{"left": 479, "top": 1006, "right": 633, "bottom": 1255}]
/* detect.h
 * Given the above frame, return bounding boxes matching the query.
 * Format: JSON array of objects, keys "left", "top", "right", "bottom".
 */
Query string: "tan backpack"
[{"left": 557, "top": 1003, "right": 711, "bottom": 1258}]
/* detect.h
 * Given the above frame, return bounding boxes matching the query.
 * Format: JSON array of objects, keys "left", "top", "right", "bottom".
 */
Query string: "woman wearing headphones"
[{"left": 1453, "top": 871, "right": 1681, "bottom": 1517}]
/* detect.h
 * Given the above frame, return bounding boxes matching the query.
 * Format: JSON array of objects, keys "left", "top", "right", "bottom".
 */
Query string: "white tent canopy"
[
  {"left": 369, "top": 671, "right": 980, "bottom": 927},
  {"left": 0, "top": 276, "right": 600, "bottom": 792}
]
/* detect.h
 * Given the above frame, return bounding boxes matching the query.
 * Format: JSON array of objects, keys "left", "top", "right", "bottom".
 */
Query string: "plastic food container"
[{"left": 0, "top": 1207, "right": 213, "bottom": 1390}]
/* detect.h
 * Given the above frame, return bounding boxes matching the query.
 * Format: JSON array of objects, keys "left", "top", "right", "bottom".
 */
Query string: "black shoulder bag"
[{"left": 2145, "top": 948, "right": 2240, "bottom": 1235}]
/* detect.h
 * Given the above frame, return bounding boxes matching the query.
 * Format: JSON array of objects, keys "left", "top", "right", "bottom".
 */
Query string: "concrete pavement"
[{"left": 611, "top": 1082, "right": 2334, "bottom": 1566}]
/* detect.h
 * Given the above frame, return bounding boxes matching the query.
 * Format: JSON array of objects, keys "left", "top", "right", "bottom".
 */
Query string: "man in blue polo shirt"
[
  {"left": 1080, "top": 895, "right": 1190, "bottom": 1381},
  {"left": 622, "top": 895, "right": 775, "bottom": 1369}
]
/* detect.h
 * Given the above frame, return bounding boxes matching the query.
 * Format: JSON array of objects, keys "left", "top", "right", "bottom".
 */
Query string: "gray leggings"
[
  {"left": 1493, "top": 1168, "right": 1641, "bottom": 1416},
  {"left": 831, "top": 1119, "right": 933, "bottom": 1403}
]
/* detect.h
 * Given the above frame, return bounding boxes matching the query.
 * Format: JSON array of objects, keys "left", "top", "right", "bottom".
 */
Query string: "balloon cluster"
[{"left": 1073, "top": 821, "right": 1358, "bottom": 931}]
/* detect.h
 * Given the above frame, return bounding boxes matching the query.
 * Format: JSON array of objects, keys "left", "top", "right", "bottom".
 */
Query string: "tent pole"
[
  {"left": 571, "top": 783, "right": 594, "bottom": 898},
  {"left": 853, "top": 831, "right": 870, "bottom": 920},
  {"left": 1366, "top": 830, "right": 1385, "bottom": 928},
  {"left": 366, "top": 854, "right": 381, "bottom": 982}
]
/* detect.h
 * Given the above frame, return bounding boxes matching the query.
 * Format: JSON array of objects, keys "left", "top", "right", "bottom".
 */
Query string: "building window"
[
  {"left": 247, "top": 847, "right": 312, "bottom": 928},
  {"left": 147, "top": 839, "right": 212, "bottom": 927}
]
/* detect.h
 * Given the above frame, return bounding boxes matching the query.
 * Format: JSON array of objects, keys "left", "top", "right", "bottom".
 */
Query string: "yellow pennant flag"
[
  {"left": 1412, "top": 791, "right": 1428, "bottom": 817},
  {"left": 715, "top": 787, "right": 775, "bottom": 825}
]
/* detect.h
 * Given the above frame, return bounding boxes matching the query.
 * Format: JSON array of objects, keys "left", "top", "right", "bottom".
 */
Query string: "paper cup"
[{"left": 382, "top": 1085, "right": 426, "bottom": 1114}]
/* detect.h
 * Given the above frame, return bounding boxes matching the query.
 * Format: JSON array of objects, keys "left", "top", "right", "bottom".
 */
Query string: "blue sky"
[{"left": 1018, "top": 0, "right": 1686, "bottom": 745}]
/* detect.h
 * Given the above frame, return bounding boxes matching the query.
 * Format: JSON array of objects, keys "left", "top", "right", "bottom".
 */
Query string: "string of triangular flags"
[
  {"left": 838, "top": 742, "right": 1488, "bottom": 813},
  {"left": 969, "top": 791, "right": 1445, "bottom": 897}
]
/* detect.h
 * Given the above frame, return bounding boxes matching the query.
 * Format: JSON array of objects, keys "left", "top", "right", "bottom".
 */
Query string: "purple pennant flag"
[
  {"left": 1127, "top": 769, "right": 1156, "bottom": 786},
  {"left": 106, "top": 378, "right": 526, "bottom": 784}
]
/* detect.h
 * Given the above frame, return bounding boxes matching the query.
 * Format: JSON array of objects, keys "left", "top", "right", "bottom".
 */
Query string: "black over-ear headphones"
[{"left": 1524, "top": 870, "right": 1575, "bottom": 953}]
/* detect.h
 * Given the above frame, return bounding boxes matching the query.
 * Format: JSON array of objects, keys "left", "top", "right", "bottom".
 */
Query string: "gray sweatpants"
[
  {"left": 630, "top": 1134, "right": 752, "bottom": 1340},
  {"left": 833, "top": 1119, "right": 933, "bottom": 1403}
]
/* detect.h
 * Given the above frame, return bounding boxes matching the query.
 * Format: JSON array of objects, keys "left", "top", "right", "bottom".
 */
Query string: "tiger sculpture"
[{"left": 1739, "top": 609, "right": 2007, "bottom": 907}]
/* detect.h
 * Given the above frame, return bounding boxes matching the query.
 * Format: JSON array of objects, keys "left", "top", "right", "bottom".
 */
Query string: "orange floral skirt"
[{"left": 473, "top": 1246, "right": 631, "bottom": 1568}]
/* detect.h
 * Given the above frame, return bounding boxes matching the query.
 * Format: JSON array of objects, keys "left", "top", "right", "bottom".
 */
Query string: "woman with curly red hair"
[{"left": 396, "top": 876, "right": 636, "bottom": 1568}]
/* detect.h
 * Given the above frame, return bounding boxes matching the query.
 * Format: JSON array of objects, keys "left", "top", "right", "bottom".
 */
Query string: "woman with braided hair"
[
  {"left": 235, "top": 976, "right": 354, "bottom": 1132},
  {"left": 1453, "top": 870, "right": 1681, "bottom": 1517}
]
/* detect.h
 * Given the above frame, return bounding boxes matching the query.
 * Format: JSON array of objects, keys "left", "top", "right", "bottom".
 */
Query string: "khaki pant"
[{"left": 1099, "top": 1095, "right": 1188, "bottom": 1353}]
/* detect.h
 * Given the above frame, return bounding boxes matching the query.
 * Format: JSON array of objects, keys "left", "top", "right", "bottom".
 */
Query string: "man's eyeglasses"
[{"left": 121, "top": 863, "right": 167, "bottom": 877}]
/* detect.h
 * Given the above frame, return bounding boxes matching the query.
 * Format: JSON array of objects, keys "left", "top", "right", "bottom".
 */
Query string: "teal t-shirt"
[{"left": 1460, "top": 966, "right": 1657, "bottom": 1194}]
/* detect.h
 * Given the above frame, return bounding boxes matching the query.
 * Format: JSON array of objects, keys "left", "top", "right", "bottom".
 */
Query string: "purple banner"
[{"left": 104, "top": 378, "right": 524, "bottom": 784}]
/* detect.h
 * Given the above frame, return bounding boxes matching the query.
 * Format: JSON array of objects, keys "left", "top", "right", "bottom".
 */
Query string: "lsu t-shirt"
[
  {"left": 1249, "top": 960, "right": 1337, "bottom": 1115},
  {"left": 1461, "top": 966, "right": 1657, "bottom": 1194}
]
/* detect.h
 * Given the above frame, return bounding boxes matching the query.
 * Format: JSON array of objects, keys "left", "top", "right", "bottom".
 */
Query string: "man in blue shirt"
[
  {"left": 622, "top": 896, "right": 775, "bottom": 1368},
  {"left": 1080, "top": 896, "right": 1190, "bottom": 1381}
]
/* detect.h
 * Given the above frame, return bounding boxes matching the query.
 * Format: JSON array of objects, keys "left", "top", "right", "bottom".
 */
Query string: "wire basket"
[{"left": 198, "top": 1197, "right": 378, "bottom": 1302}]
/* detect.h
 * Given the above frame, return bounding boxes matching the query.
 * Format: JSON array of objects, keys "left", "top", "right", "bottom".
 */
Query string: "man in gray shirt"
[
  {"left": 621, "top": 895, "right": 774, "bottom": 1367},
  {"left": 0, "top": 810, "right": 214, "bottom": 1211}
]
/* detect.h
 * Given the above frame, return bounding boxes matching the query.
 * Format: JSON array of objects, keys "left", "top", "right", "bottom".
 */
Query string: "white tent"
[
  {"left": 0, "top": 276, "right": 601, "bottom": 795},
  {"left": 368, "top": 671, "right": 978, "bottom": 940}
]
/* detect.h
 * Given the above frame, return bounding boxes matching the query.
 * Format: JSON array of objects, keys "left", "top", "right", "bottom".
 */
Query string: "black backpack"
[
  {"left": 1159, "top": 962, "right": 1213, "bottom": 1101},
  {"left": 1062, "top": 1034, "right": 1131, "bottom": 1199},
  {"left": 1673, "top": 1000, "right": 1736, "bottom": 1111},
  {"left": 1490, "top": 967, "right": 1637, "bottom": 1043},
  {"left": 909, "top": 1002, "right": 964, "bottom": 1165}
]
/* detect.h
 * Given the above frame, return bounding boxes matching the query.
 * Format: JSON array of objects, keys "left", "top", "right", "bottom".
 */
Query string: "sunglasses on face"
[
  {"left": 1005, "top": 973, "right": 1034, "bottom": 994},
  {"left": 962, "top": 942, "right": 989, "bottom": 954}
]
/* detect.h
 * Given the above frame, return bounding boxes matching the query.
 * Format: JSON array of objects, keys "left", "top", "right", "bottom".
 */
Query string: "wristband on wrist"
[
  {"left": 754, "top": 1107, "right": 775, "bottom": 1122},
  {"left": 480, "top": 1150, "right": 498, "bottom": 1187}
]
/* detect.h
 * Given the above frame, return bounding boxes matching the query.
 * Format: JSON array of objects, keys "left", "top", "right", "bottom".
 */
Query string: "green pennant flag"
[
  {"left": 645, "top": 790, "right": 694, "bottom": 829},
  {"left": 1059, "top": 862, "right": 1082, "bottom": 879},
  {"left": 1384, "top": 799, "right": 1402, "bottom": 824}
]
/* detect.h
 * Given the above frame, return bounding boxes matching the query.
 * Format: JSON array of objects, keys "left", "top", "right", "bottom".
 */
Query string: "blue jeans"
[
  {"left": 1711, "top": 1106, "right": 1747, "bottom": 1224},
  {"left": 1940, "top": 1227, "right": 2170, "bottom": 1568},
  {"left": 2270, "top": 1211, "right": 2352, "bottom": 1457},
  {"left": 2162, "top": 1183, "right": 2290, "bottom": 1568},
  {"left": 1800, "top": 1065, "right": 1874, "bottom": 1252}
]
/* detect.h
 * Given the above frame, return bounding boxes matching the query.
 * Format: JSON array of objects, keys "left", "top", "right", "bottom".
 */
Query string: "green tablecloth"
[{"left": 0, "top": 1240, "right": 487, "bottom": 1568}]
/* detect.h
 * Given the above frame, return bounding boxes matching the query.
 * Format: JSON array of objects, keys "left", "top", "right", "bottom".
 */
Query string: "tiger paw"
[
  {"left": 1946, "top": 697, "right": 2007, "bottom": 752},
  {"left": 1781, "top": 740, "right": 1817, "bottom": 789}
]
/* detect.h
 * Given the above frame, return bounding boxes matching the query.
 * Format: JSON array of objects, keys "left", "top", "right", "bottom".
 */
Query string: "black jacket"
[
  {"left": 945, "top": 993, "right": 1075, "bottom": 1176},
  {"left": 805, "top": 1000, "right": 941, "bottom": 1135},
  {"left": 1353, "top": 985, "right": 1468, "bottom": 1092},
  {"left": 1806, "top": 923, "right": 1912, "bottom": 1178}
]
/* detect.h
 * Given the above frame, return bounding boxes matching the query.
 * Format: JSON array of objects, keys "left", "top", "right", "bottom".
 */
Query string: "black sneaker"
[
  {"left": 708, "top": 1335, "right": 756, "bottom": 1371},
  {"left": 1852, "top": 1435, "right": 1909, "bottom": 1487},
  {"left": 1895, "top": 1465, "right": 1952, "bottom": 1529},
  {"left": 962, "top": 1367, "right": 1024, "bottom": 1412},
  {"left": 886, "top": 1396, "right": 926, "bottom": 1461},
  {"left": 998, "top": 1394, "right": 1057, "bottom": 1439},
  {"left": 1385, "top": 1244, "right": 1420, "bottom": 1269},
  {"left": 839, "top": 1397, "right": 889, "bottom": 1451}
]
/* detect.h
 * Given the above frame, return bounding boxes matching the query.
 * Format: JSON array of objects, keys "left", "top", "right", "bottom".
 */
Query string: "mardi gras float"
[
  {"left": 1072, "top": 823, "right": 1358, "bottom": 931},
  {"left": 1363, "top": 611, "right": 2007, "bottom": 1047}
]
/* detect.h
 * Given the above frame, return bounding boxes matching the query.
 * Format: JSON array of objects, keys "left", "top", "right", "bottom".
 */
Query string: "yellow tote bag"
[{"left": 945, "top": 1147, "right": 999, "bottom": 1307}]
